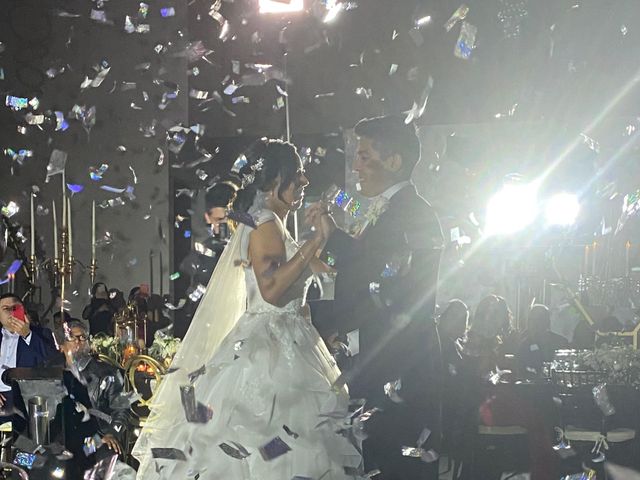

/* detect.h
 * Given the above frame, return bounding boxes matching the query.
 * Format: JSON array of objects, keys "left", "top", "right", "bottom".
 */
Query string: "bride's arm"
[{"left": 249, "top": 221, "right": 326, "bottom": 307}]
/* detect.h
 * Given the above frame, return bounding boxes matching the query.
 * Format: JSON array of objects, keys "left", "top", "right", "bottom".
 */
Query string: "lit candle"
[
  {"left": 67, "top": 197, "right": 73, "bottom": 258},
  {"left": 61, "top": 171, "right": 66, "bottom": 229},
  {"left": 592, "top": 241, "right": 597, "bottom": 276},
  {"left": 91, "top": 200, "right": 96, "bottom": 262},
  {"left": 52, "top": 200, "right": 58, "bottom": 259},
  {"left": 626, "top": 241, "right": 631, "bottom": 276},
  {"left": 30, "top": 194, "right": 35, "bottom": 257}
]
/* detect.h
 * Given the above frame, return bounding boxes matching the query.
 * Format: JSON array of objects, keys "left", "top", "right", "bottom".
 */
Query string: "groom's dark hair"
[{"left": 354, "top": 115, "right": 421, "bottom": 179}]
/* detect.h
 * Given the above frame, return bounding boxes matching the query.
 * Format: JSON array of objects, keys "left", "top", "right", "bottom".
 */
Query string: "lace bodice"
[{"left": 239, "top": 209, "right": 309, "bottom": 315}]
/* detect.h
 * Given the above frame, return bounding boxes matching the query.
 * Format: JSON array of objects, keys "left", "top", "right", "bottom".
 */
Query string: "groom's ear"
[{"left": 383, "top": 153, "right": 403, "bottom": 173}]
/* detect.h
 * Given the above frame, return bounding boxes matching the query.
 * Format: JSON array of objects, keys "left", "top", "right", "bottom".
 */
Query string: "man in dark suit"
[
  {"left": 0, "top": 293, "right": 56, "bottom": 426},
  {"left": 308, "top": 116, "right": 444, "bottom": 479},
  {"left": 49, "top": 320, "right": 131, "bottom": 477}
]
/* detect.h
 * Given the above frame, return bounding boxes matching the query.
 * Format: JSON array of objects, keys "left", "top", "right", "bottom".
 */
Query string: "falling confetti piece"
[
  {"left": 6, "top": 95, "right": 28, "bottom": 111},
  {"left": 454, "top": 22, "right": 477, "bottom": 59},
  {"left": 444, "top": 4, "right": 469, "bottom": 31},
  {"left": 259, "top": 437, "right": 291, "bottom": 461},
  {"left": 89, "top": 164, "right": 109, "bottom": 181},
  {"left": 67, "top": 184, "right": 84, "bottom": 194},
  {"left": 45, "top": 149, "right": 67, "bottom": 182},
  {"left": 0, "top": 202, "right": 19, "bottom": 219},
  {"left": 165, "top": 299, "right": 187, "bottom": 310}
]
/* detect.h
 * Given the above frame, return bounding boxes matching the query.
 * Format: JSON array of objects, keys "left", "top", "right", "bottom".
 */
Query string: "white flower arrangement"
[
  {"left": 148, "top": 334, "right": 181, "bottom": 365},
  {"left": 90, "top": 335, "right": 121, "bottom": 363}
]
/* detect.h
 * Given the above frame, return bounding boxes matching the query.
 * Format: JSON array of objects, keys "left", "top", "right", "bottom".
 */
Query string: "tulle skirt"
[{"left": 135, "top": 307, "right": 362, "bottom": 479}]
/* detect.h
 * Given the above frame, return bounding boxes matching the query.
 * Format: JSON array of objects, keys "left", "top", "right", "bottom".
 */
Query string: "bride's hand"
[
  {"left": 304, "top": 201, "right": 325, "bottom": 227},
  {"left": 314, "top": 211, "right": 336, "bottom": 241}
]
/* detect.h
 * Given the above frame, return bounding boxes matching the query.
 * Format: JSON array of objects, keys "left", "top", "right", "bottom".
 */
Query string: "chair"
[
  {"left": 97, "top": 353, "right": 121, "bottom": 370},
  {"left": 478, "top": 425, "right": 528, "bottom": 435},
  {"left": 467, "top": 422, "right": 529, "bottom": 480},
  {"left": 452, "top": 390, "right": 533, "bottom": 479},
  {"left": 458, "top": 381, "right": 558, "bottom": 480},
  {"left": 123, "top": 355, "right": 166, "bottom": 461},
  {"left": 124, "top": 354, "right": 165, "bottom": 408},
  {"left": 552, "top": 369, "right": 639, "bottom": 468}
]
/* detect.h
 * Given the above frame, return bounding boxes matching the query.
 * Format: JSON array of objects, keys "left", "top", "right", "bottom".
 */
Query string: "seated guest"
[
  {"left": 51, "top": 310, "right": 72, "bottom": 348},
  {"left": 438, "top": 299, "right": 469, "bottom": 366},
  {"left": 457, "top": 295, "right": 514, "bottom": 374},
  {"left": 83, "top": 282, "right": 115, "bottom": 336},
  {"left": 518, "top": 304, "right": 568, "bottom": 377},
  {"left": 0, "top": 293, "right": 57, "bottom": 426},
  {"left": 438, "top": 299, "right": 469, "bottom": 464},
  {"left": 51, "top": 321, "right": 130, "bottom": 476},
  {"left": 453, "top": 295, "right": 556, "bottom": 480}
]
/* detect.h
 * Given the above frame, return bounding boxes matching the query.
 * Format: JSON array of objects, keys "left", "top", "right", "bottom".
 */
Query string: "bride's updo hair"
[{"left": 233, "top": 138, "right": 301, "bottom": 212}]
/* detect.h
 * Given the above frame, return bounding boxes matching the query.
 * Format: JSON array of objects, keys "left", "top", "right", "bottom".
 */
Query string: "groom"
[{"left": 309, "top": 116, "right": 444, "bottom": 480}]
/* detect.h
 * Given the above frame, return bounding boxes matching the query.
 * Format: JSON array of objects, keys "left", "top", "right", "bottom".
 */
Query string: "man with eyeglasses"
[
  {"left": 0, "top": 293, "right": 55, "bottom": 420},
  {"left": 50, "top": 320, "right": 132, "bottom": 476}
]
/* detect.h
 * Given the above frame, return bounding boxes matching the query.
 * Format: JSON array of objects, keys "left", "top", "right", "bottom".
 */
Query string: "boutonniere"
[
  {"left": 366, "top": 197, "right": 390, "bottom": 226},
  {"left": 350, "top": 196, "right": 390, "bottom": 237}
]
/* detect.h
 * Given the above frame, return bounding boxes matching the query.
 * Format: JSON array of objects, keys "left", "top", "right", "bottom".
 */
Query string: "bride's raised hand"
[
  {"left": 304, "top": 201, "right": 325, "bottom": 227},
  {"left": 314, "top": 210, "right": 336, "bottom": 241}
]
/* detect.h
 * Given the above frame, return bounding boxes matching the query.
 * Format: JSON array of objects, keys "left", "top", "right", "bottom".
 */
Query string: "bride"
[{"left": 133, "top": 139, "right": 361, "bottom": 479}]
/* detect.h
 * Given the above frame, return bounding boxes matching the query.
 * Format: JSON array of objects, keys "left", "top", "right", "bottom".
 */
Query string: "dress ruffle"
[{"left": 146, "top": 308, "right": 361, "bottom": 479}]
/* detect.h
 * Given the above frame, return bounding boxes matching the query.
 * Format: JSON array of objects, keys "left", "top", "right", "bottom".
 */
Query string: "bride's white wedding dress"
[{"left": 133, "top": 205, "right": 361, "bottom": 479}]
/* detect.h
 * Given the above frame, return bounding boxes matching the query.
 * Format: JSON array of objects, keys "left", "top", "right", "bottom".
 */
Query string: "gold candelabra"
[
  {"left": 29, "top": 255, "right": 37, "bottom": 287},
  {"left": 57, "top": 227, "right": 76, "bottom": 317},
  {"left": 89, "top": 259, "right": 98, "bottom": 286}
]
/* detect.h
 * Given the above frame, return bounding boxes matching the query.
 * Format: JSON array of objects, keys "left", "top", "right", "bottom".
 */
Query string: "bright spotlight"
[
  {"left": 485, "top": 184, "right": 538, "bottom": 236},
  {"left": 545, "top": 192, "right": 580, "bottom": 226},
  {"left": 259, "top": 0, "right": 304, "bottom": 14},
  {"left": 324, "top": 2, "right": 343, "bottom": 23}
]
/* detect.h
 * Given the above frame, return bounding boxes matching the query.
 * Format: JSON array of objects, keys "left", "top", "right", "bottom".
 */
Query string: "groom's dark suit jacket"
[{"left": 323, "top": 184, "right": 444, "bottom": 475}]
